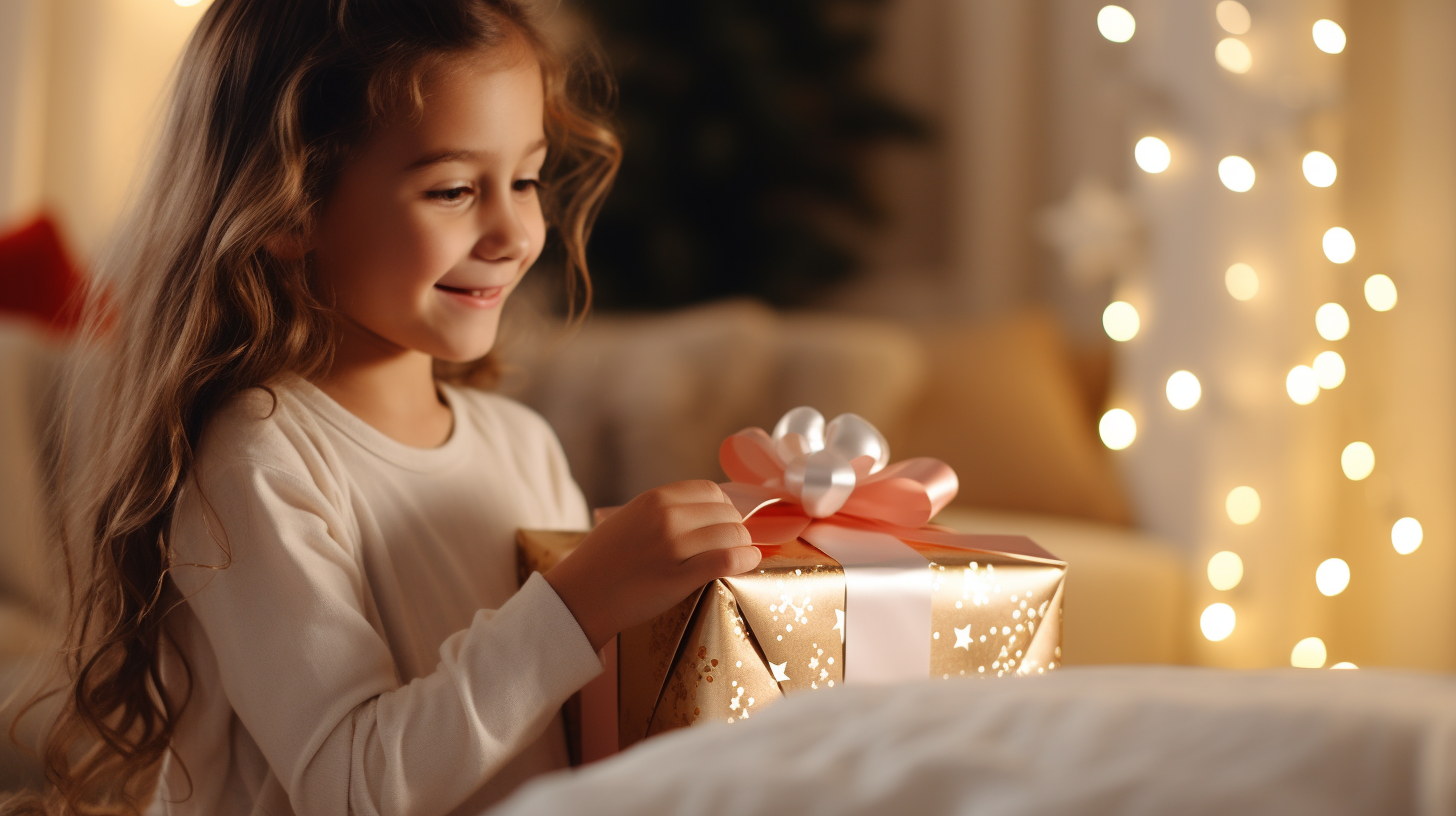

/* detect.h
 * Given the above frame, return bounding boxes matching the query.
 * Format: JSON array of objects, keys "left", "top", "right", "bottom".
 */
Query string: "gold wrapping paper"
[{"left": 517, "top": 527, "right": 1065, "bottom": 752}]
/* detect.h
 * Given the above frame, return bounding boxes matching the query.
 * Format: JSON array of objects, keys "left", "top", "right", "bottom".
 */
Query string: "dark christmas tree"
[{"left": 577, "top": 0, "right": 928, "bottom": 310}]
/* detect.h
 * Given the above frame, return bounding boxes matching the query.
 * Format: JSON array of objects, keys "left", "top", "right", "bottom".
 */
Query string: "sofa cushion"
[{"left": 884, "top": 310, "right": 1132, "bottom": 525}]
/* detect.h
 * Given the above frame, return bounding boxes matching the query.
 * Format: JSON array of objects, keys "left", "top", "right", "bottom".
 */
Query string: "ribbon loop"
[{"left": 719, "top": 407, "right": 959, "bottom": 528}]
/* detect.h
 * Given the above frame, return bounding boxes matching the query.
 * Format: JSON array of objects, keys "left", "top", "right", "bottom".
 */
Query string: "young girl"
[{"left": 10, "top": 1, "right": 761, "bottom": 814}]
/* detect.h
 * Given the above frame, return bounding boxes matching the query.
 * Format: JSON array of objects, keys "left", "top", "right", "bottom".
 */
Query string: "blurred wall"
[
  {"left": 1336, "top": 0, "right": 1456, "bottom": 670},
  {"left": 861, "top": 0, "right": 1456, "bottom": 671},
  {"left": 0, "top": 0, "right": 48, "bottom": 224},
  {"left": 0, "top": 0, "right": 206, "bottom": 252},
  {"left": 851, "top": 0, "right": 1122, "bottom": 346},
  {"left": 849, "top": 0, "right": 1057, "bottom": 324}
]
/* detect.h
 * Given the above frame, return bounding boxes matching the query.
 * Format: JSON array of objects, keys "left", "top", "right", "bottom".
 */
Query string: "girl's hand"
[{"left": 544, "top": 480, "right": 762, "bottom": 652}]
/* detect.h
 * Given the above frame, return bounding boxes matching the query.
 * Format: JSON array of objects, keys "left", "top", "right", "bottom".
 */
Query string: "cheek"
[
  {"left": 318, "top": 202, "right": 461, "bottom": 300},
  {"left": 522, "top": 205, "right": 549, "bottom": 269}
]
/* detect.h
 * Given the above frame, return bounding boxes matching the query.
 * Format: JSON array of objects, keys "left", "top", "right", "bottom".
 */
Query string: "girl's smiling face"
[{"left": 310, "top": 46, "right": 547, "bottom": 363}]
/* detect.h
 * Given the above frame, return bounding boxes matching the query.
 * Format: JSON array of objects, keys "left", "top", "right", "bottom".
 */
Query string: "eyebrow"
[{"left": 405, "top": 138, "right": 549, "bottom": 170}]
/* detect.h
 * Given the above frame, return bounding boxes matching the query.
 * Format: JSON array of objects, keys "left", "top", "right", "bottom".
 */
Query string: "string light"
[
  {"left": 1286, "top": 365, "right": 1319, "bottom": 405},
  {"left": 1291, "top": 637, "right": 1327, "bottom": 668},
  {"left": 1201, "top": 603, "right": 1236, "bottom": 641},
  {"left": 1225, "top": 263, "right": 1259, "bottom": 300},
  {"left": 1392, "top": 517, "right": 1423, "bottom": 555},
  {"left": 1215, "top": 39, "right": 1253, "bottom": 74},
  {"left": 1134, "top": 137, "right": 1172, "bottom": 173},
  {"left": 1313, "top": 351, "right": 1345, "bottom": 389},
  {"left": 1103, "top": 301, "right": 1141, "bottom": 341},
  {"left": 1208, "top": 551, "right": 1244, "bottom": 590},
  {"left": 1302, "top": 152, "right": 1338, "bottom": 187},
  {"left": 1315, "top": 303, "right": 1349, "bottom": 341},
  {"left": 1226, "top": 486, "right": 1260, "bottom": 525},
  {"left": 1315, "top": 558, "right": 1350, "bottom": 596},
  {"left": 1312, "top": 19, "right": 1346, "bottom": 54},
  {"left": 1166, "top": 371, "right": 1202, "bottom": 410},
  {"left": 1098, "top": 6, "right": 1136, "bottom": 42},
  {"left": 1322, "top": 227, "right": 1356, "bottom": 263},
  {"left": 1331, "top": 662, "right": 1358, "bottom": 670},
  {"left": 1341, "top": 442, "right": 1375, "bottom": 481},
  {"left": 1215, "top": 1, "right": 1251, "bottom": 35},
  {"left": 1218, "top": 156, "right": 1256, "bottom": 191},
  {"left": 1364, "top": 274, "right": 1397, "bottom": 311},
  {"left": 1099, "top": 409, "right": 1137, "bottom": 450}
]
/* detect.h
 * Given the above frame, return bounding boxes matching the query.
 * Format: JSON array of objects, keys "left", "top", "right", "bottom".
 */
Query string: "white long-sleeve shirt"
[{"left": 149, "top": 374, "right": 601, "bottom": 816}]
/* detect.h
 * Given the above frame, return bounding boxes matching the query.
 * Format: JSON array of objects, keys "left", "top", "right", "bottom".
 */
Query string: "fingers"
[
  {"left": 660, "top": 501, "right": 743, "bottom": 535},
  {"left": 636, "top": 480, "right": 731, "bottom": 508},
  {"left": 682, "top": 544, "right": 762, "bottom": 586},
  {"left": 674, "top": 520, "right": 752, "bottom": 558}
]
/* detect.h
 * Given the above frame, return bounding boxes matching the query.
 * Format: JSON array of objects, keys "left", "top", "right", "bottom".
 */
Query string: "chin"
[{"left": 431, "top": 333, "right": 499, "bottom": 364}]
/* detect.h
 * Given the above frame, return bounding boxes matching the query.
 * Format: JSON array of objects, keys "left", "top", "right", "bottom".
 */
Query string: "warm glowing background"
[{"left": 0, "top": 0, "right": 1452, "bottom": 673}]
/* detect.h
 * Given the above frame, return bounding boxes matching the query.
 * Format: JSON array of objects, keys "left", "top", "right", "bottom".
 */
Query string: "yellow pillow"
[{"left": 884, "top": 310, "right": 1132, "bottom": 525}]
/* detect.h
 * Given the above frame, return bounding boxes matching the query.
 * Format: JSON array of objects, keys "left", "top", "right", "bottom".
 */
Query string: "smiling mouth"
[{"left": 435, "top": 283, "right": 500, "bottom": 297}]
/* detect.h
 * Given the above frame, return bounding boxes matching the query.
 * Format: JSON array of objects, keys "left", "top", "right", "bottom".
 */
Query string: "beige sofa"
[
  {"left": 497, "top": 300, "right": 1189, "bottom": 666},
  {"left": 0, "top": 305, "right": 1190, "bottom": 789}
]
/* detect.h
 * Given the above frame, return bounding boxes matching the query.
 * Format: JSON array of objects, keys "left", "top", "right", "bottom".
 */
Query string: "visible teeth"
[{"left": 471, "top": 290, "right": 483, "bottom": 297}]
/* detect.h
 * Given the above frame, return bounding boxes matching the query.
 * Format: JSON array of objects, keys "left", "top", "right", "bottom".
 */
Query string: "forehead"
[{"left": 376, "top": 49, "right": 546, "bottom": 164}]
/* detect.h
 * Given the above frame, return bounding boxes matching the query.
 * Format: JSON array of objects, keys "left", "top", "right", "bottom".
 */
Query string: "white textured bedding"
[{"left": 489, "top": 666, "right": 1456, "bottom": 816}]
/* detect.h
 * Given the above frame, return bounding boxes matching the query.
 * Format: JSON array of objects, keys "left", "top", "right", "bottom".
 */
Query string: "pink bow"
[{"left": 718, "top": 407, "right": 959, "bottom": 543}]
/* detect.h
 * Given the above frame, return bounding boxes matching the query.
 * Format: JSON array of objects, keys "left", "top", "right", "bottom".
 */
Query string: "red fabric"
[{"left": 0, "top": 215, "right": 86, "bottom": 333}]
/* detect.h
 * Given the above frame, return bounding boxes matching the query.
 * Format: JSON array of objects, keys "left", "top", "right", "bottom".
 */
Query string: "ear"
[{"left": 264, "top": 231, "right": 310, "bottom": 262}]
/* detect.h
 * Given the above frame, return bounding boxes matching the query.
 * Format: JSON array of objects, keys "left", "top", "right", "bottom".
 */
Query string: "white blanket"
[{"left": 489, "top": 666, "right": 1456, "bottom": 816}]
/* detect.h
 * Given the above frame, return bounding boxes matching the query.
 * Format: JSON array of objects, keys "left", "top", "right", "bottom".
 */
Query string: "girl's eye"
[
  {"left": 514, "top": 179, "right": 543, "bottom": 193},
  {"left": 425, "top": 186, "right": 473, "bottom": 203}
]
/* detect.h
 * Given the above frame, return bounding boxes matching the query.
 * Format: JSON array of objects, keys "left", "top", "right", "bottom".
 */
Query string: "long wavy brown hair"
[{"left": 2, "top": 1, "right": 619, "bottom": 813}]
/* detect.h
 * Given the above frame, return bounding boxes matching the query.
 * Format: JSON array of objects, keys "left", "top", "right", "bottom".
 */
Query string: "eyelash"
[{"left": 424, "top": 180, "right": 544, "bottom": 203}]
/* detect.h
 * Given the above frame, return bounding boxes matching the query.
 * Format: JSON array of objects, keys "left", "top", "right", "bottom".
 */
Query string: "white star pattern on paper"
[
  {"left": 954, "top": 625, "right": 973, "bottom": 650},
  {"left": 770, "top": 661, "right": 790, "bottom": 682},
  {"left": 833, "top": 609, "right": 845, "bottom": 643}
]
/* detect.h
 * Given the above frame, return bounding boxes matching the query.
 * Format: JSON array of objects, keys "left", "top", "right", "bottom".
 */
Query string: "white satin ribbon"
[{"left": 802, "top": 522, "right": 932, "bottom": 684}]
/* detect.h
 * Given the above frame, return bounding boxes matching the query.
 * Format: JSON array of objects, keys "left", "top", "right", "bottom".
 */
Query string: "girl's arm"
[{"left": 169, "top": 459, "right": 601, "bottom": 816}]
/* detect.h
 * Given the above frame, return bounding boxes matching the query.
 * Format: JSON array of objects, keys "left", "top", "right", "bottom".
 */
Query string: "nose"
[{"left": 472, "top": 187, "right": 534, "bottom": 264}]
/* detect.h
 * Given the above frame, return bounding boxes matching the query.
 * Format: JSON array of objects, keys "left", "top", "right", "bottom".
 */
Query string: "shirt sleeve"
[{"left": 168, "top": 458, "right": 602, "bottom": 816}]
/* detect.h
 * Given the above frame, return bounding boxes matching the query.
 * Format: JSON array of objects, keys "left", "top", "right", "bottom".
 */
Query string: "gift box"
[{"left": 518, "top": 408, "right": 1066, "bottom": 762}]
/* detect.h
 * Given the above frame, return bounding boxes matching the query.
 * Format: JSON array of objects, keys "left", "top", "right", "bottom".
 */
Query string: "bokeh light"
[
  {"left": 1312, "top": 19, "right": 1346, "bottom": 54},
  {"left": 1291, "top": 637, "right": 1328, "bottom": 668},
  {"left": 1286, "top": 365, "right": 1319, "bottom": 405},
  {"left": 1098, "top": 5, "right": 1136, "bottom": 42},
  {"left": 1226, "top": 486, "right": 1261, "bottom": 525},
  {"left": 175, "top": 0, "right": 203, "bottom": 5},
  {"left": 1134, "top": 137, "right": 1171, "bottom": 173},
  {"left": 1099, "top": 409, "right": 1137, "bottom": 450},
  {"left": 1303, "top": 151, "right": 1338, "bottom": 187},
  {"left": 1316, "top": 303, "right": 1350, "bottom": 341},
  {"left": 1365, "top": 274, "right": 1397, "bottom": 311},
  {"left": 1392, "top": 517, "right": 1423, "bottom": 555},
  {"left": 1219, "top": 156, "right": 1256, "bottom": 192},
  {"left": 1215, "top": 1, "right": 1251, "bottom": 35},
  {"left": 1313, "top": 351, "right": 1345, "bottom": 389},
  {"left": 1166, "top": 370, "right": 1202, "bottom": 410},
  {"left": 1103, "top": 301, "right": 1140, "bottom": 341},
  {"left": 1201, "top": 603, "right": 1236, "bottom": 642},
  {"left": 1315, "top": 558, "right": 1350, "bottom": 596},
  {"left": 1331, "top": 662, "right": 1358, "bottom": 670},
  {"left": 1323, "top": 227, "right": 1356, "bottom": 263},
  {"left": 1341, "top": 441, "right": 1375, "bottom": 481},
  {"left": 1215, "top": 38, "right": 1253, "bottom": 73},
  {"left": 1225, "top": 263, "right": 1259, "bottom": 301},
  {"left": 1208, "top": 551, "right": 1244, "bottom": 591}
]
